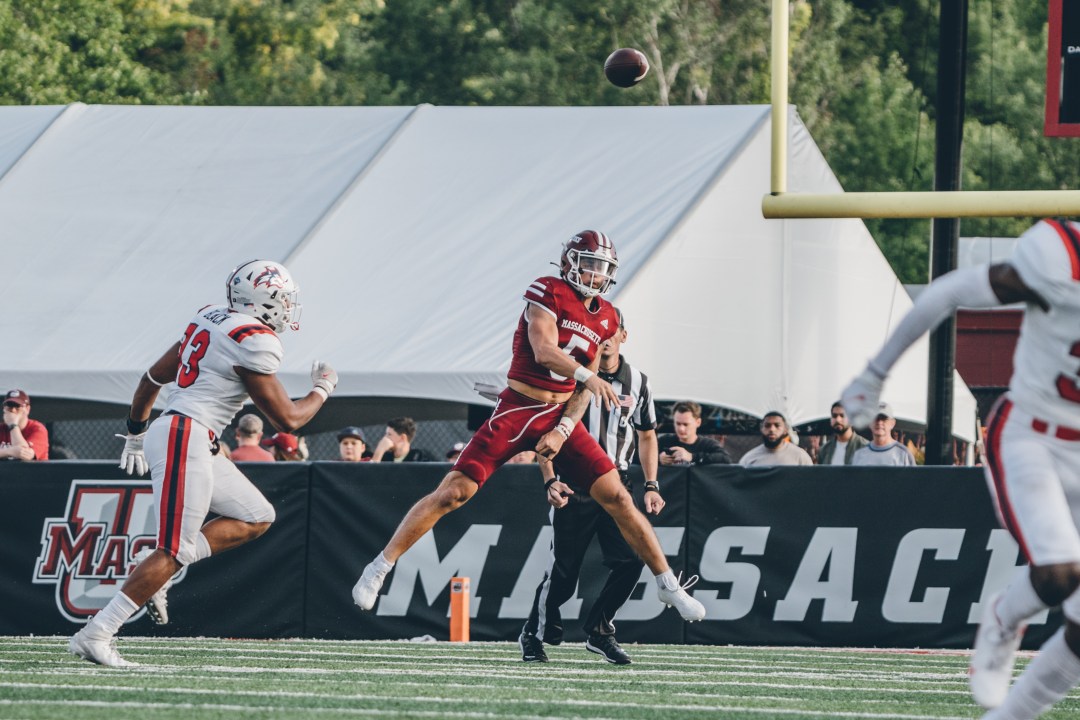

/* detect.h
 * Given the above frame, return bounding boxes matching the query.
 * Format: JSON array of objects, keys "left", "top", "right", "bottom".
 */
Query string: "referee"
[{"left": 519, "top": 307, "right": 661, "bottom": 665}]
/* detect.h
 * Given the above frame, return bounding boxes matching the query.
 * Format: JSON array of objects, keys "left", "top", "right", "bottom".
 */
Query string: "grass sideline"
[{"left": 0, "top": 636, "right": 1076, "bottom": 719}]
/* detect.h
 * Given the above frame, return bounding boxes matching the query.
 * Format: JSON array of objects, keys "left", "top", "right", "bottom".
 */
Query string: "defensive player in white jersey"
[
  {"left": 70, "top": 260, "right": 338, "bottom": 667},
  {"left": 841, "top": 219, "right": 1080, "bottom": 719}
]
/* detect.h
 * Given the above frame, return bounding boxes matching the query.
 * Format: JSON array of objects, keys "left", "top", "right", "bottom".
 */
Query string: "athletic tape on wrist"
[{"left": 573, "top": 366, "right": 594, "bottom": 383}]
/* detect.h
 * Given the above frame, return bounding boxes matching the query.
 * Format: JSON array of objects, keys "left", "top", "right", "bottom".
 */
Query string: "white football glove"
[
  {"left": 116, "top": 433, "right": 148, "bottom": 476},
  {"left": 840, "top": 365, "right": 886, "bottom": 429},
  {"left": 311, "top": 360, "right": 338, "bottom": 397}
]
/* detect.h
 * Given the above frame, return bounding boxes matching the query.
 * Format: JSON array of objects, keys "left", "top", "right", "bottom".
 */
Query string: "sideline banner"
[
  {"left": 684, "top": 466, "right": 1057, "bottom": 649},
  {"left": 0, "top": 462, "right": 1057, "bottom": 648},
  {"left": 1, "top": 461, "right": 308, "bottom": 638},
  {"left": 304, "top": 463, "right": 688, "bottom": 642}
]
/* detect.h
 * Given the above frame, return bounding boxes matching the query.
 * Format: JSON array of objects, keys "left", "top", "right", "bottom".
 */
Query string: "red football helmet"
[{"left": 560, "top": 230, "right": 619, "bottom": 298}]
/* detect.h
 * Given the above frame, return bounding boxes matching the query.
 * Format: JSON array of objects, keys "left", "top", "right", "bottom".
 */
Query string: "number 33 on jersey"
[{"left": 170, "top": 305, "right": 284, "bottom": 436}]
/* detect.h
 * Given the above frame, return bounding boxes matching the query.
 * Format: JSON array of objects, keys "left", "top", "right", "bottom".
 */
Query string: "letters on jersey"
[
  {"left": 167, "top": 305, "right": 284, "bottom": 435},
  {"left": 508, "top": 276, "right": 619, "bottom": 393},
  {"left": 1007, "top": 219, "right": 1080, "bottom": 427}
]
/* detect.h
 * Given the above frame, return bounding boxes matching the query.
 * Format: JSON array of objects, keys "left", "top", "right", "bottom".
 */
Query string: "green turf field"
[{"left": 0, "top": 636, "right": 1075, "bottom": 719}]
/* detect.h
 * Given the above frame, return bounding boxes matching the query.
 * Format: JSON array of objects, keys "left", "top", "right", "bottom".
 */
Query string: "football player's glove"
[
  {"left": 840, "top": 365, "right": 886, "bottom": 429},
  {"left": 116, "top": 433, "right": 148, "bottom": 476},
  {"left": 311, "top": 360, "right": 338, "bottom": 396}
]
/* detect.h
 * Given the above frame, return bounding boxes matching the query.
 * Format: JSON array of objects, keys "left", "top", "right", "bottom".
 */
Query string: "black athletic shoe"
[
  {"left": 519, "top": 632, "right": 549, "bottom": 663},
  {"left": 585, "top": 634, "right": 631, "bottom": 665}
]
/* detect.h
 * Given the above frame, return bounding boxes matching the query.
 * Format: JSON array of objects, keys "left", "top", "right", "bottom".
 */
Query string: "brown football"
[{"left": 604, "top": 48, "right": 649, "bottom": 88}]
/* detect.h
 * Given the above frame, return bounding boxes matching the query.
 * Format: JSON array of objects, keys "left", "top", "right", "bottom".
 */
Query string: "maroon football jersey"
[{"left": 507, "top": 276, "right": 620, "bottom": 393}]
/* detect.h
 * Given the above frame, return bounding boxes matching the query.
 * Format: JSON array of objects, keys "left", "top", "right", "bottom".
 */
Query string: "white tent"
[{"left": 0, "top": 103, "right": 976, "bottom": 439}]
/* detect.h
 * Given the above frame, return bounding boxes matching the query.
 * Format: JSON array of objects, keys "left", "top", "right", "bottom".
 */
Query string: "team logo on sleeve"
[{"left": 32, "top": 480, "right": 187, "bottom": 623}]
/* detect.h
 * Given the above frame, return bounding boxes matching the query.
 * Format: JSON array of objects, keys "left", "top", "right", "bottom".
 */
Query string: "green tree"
[{"left": 0, "top": 0, "right": 177, "bottom": 104}]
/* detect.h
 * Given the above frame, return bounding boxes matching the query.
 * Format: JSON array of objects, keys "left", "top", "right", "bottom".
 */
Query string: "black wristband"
[
  {"left": 127, "top": 417, "right": 149, "bottom": 435},
  {"left": 544, "top": 478, "right": 558, "bottom": 490},
  {"left": 6, "top": 423, "right": 16, "bottom": 431},
  {"left": 644, "top": 481, "right": 660, "bottom": 493}
]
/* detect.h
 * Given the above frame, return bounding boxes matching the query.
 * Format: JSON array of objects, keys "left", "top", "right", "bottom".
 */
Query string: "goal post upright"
[{"left": 763, "top": 1, "right": 1080, "bottom": 220}]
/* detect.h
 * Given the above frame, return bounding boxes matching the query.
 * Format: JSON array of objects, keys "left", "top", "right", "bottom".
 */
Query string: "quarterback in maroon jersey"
[{"left": 353, "top": 231, "right": 706, "bottom": 631}]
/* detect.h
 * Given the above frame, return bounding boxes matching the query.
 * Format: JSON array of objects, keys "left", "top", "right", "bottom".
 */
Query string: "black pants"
[{"left": 522, "top": 495, "right": 644, "bottom": 643}]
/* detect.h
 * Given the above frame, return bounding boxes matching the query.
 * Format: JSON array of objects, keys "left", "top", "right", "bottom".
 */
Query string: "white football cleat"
[
  {"left": 352, "top": 560, "right": 389, "bottom": 611},
  {"left": 657, "top": 573, "right": 706, "bottom": 622},
  {"left": 69, "top": 627, "right": 138, "bottom": 667},
  {"left": 969, "top": 593, "right": 1025, "bottom": 709},
  {"left": 133, "top": 547, "right": 171, "bottom": 625}
]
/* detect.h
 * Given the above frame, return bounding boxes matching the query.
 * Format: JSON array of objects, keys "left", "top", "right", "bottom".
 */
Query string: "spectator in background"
[
  {"left": 445, "top": 441, "right": 466, "bottom": 462},
  {"left": 0, "top": 389, "right": 48, "bottom": 461},
  {"left": 262, "top": 432, "right": 308, "bottom": 462},
  {"left": 338, "top": 427, "right": 371, "bottom": 462},
  {"left": 817, "top": 401, "right": 869, "bottom": 465},
  {"left": 851, "top": 403, "right": 915, "bottom": 467},
  {"left": 231, "top": 414, "right": 275, "bottom": 462},
  {"left": 658, "top": 401, "right": 732, "bottom": 466},
  {"left": 740, "top": 411, "right": 813, "bottom": 466},
  {"left": 371, "top": 417, "right": 434, "bottom": 462}
]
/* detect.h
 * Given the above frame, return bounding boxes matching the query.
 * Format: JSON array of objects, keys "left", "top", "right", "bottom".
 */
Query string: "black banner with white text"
[{"left": 0, "top": 462, "right": 1058, "bottom": 647}]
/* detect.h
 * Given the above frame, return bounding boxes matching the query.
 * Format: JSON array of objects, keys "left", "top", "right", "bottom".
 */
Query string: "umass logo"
[{"left": 32, "top": 480, "right": 187, "bottom": 622}]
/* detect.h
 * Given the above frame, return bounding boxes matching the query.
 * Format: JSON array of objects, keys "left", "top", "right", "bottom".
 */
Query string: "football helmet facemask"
[
  {"left": 226, "top": 260, "right": 302, "bottom": 333},
  {"left": 560, "top": 230, "right": 619, "bottom": 298}
]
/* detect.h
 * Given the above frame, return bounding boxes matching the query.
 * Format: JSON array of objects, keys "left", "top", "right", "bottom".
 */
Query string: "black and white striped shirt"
[{"left": 582, "top": 355, "right": 658, "bottom": 472}]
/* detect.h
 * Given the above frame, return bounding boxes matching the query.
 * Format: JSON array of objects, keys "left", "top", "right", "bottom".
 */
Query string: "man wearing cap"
[
  {"left": 740, "top": 411, "right": 813, "bottom": 466},
  {"left": 231, "top": 414, "right": 275, "bottom": 462},
  {"left": 445, "top": 442, "right": 466, "bottom": 462},
  {"left": 0, "top": 389, "right": 48, "bottom": 461},
  {"left": 851, "top": 402, "right": 915, "bottom": 466},
  {"left": 338, "top": 427, "right": 371, "bottom": 462}
]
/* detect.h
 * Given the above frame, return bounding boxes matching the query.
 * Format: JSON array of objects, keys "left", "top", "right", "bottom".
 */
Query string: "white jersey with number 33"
[
  {"left": 1008, "top": 219, "right": 1080, "bottom": 428},
  {"left": 164, "top": 304, "right": 284, "bottom": 436}
]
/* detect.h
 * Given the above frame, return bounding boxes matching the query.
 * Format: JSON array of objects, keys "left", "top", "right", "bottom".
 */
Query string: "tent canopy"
[{"left": 0, "top": 103, "right": 976, "bottom": 439}]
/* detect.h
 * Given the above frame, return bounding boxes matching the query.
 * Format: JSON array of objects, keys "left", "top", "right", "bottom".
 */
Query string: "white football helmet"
[{"left": 226, "top": 260, "right": 301, "bottom": 333}]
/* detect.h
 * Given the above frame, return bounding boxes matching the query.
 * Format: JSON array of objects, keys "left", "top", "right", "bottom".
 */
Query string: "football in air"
[{"left": 604, "top": 48, "right": 649, "bottom": 88}]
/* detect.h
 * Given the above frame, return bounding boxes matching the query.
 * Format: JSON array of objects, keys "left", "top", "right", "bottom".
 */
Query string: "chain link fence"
[{"left": 45, "top": 417, "right": 473, "bottom": 462}]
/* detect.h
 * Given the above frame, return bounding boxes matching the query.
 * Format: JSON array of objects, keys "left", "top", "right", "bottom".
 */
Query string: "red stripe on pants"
[
  {"left": 158, "top": 415, "right": 190, "bottom": 558},
  {"left": 985, "top": 398, "right": 1032, "bottom": 563}
]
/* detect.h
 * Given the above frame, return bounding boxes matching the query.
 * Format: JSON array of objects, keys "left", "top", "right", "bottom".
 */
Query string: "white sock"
[
  {"left": 85, "top": 592, "right": 140, "bottom": 638},
  {"left": 373, "top": 552, "right": 394, "bottom": 573},
  {"left": 990, "top": 628, "right": 1080, "bottom": 720},
  {"left": 655, "top": 569, "right": 677, "bottom": 590},
  {"left": 997, "top": 566, "right": 1047, "bottom": 631},
  {"left": 191, "top": 532, "right": 212, "bottom": 564}
]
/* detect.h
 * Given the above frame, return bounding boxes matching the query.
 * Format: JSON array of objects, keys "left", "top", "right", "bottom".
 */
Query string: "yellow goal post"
[{"left": 763, "top": 0, "right": 1080, "bottom": 220}]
